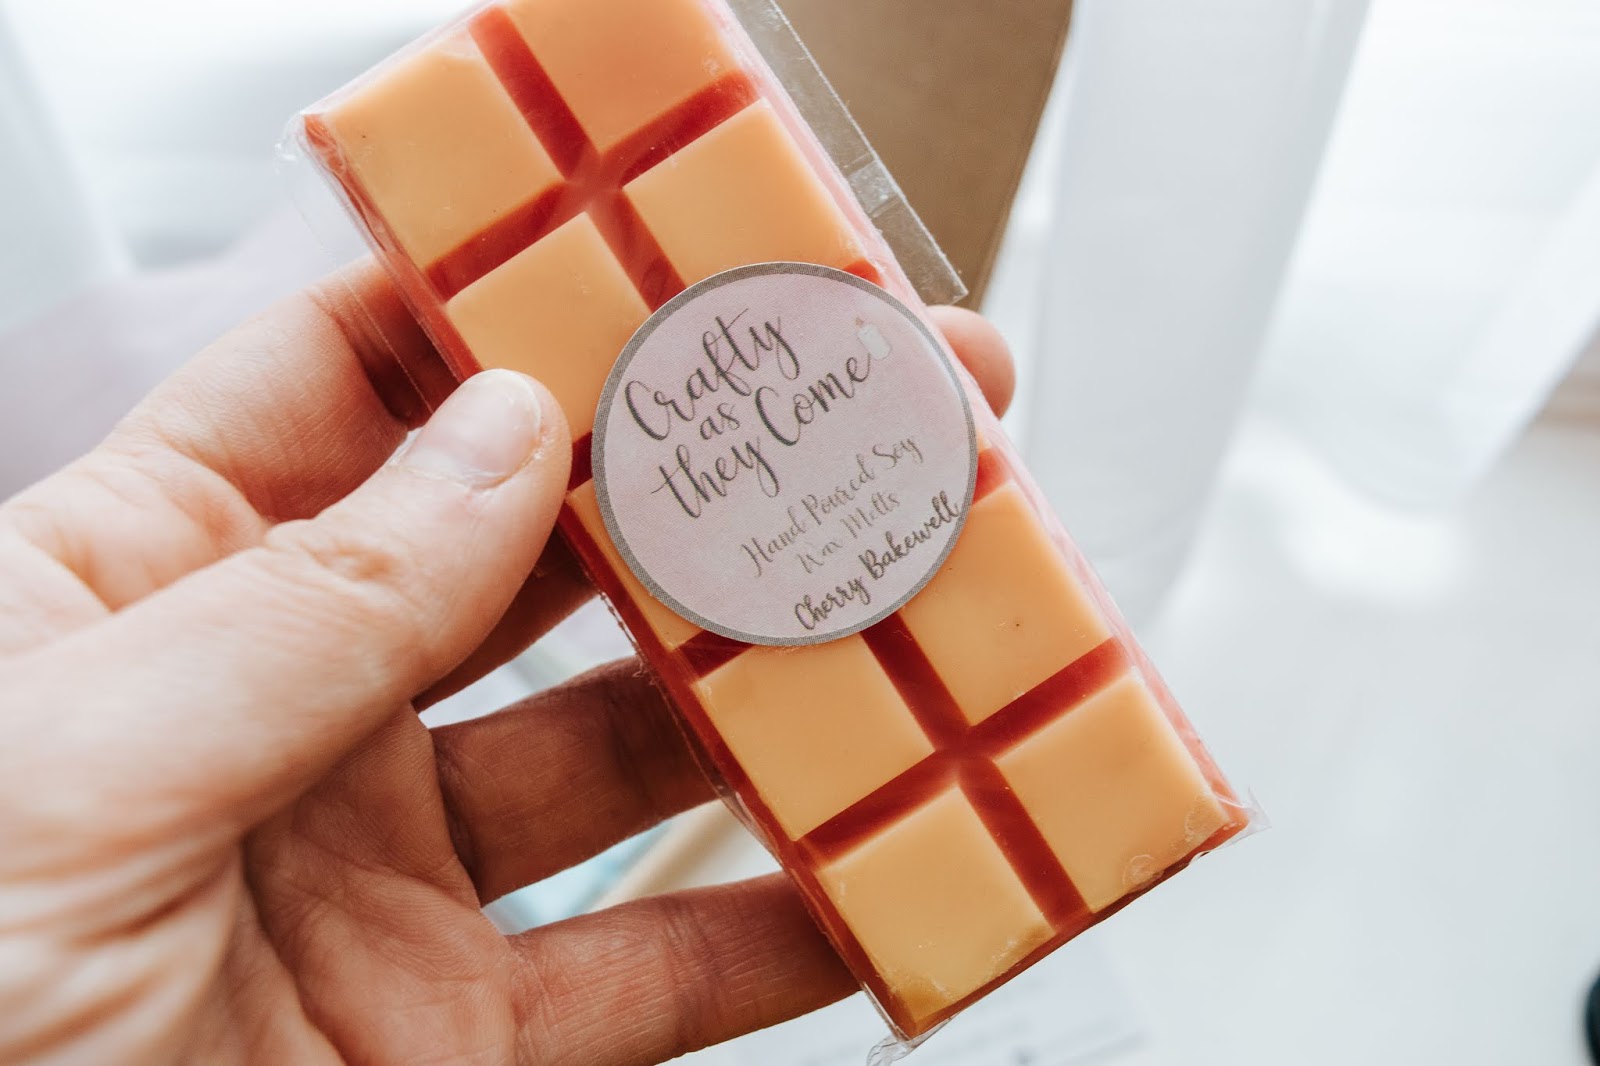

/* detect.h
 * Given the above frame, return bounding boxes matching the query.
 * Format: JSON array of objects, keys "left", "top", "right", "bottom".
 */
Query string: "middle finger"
[{"left": 430, "top": 658, "right": 714, "bottom": 904}]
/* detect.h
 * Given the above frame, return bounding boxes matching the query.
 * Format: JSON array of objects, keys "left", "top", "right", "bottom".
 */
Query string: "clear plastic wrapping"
[{"left": 287, "top": 0, "right": 1258, "bottom": 1053}]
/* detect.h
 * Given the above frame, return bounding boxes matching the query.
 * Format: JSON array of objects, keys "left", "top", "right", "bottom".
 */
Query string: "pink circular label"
[{"left": 593, "top": 263, "right": 977, "bottom": 647}]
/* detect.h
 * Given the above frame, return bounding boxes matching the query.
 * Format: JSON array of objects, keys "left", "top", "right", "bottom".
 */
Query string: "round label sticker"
[{"left": 593, "top": 263, "right": 977, "bottom": 647}]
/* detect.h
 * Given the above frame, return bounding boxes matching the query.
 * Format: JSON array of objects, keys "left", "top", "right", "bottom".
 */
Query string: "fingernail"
[{"left": 401, "top": 370, "right": 545, "bottom": 487}]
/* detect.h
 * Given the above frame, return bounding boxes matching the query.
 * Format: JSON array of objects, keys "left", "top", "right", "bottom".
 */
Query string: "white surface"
[{"left": 1085, "top": 402, "right": 1600, "bottom": 1066}]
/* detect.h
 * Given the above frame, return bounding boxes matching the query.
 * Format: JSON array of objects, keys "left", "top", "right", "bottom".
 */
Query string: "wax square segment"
[
  {"left": 997, "top": 673, "right": 1228, "bottom": 912},
  {"left": 504, "top": 0, "right": 739, "bottom": 152},
  {"left": 693, "top": 638, "right": 933, "bottom": 839},
  {"left": 817, "top": 788, "right": 1053, "bottom": 1022},
  {"left": 569, "top": 483, "right": 701, "bottom": 650},
  {"left": 900, "top": 484, "right": 1112, "bottom": 724},
  {"left": 447, "top": 214, "right": 649, "bottom": 436},
  {"left": 319, "top": 32, "right": 562, "bottom": 266},
  {"left": 625, "top": 101, "right": 865, "bottom": 285}
]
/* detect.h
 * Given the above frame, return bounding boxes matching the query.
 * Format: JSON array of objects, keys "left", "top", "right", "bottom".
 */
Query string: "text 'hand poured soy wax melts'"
[{"left": 291, "top": 0, "right": 1259, "bottom": 1049}]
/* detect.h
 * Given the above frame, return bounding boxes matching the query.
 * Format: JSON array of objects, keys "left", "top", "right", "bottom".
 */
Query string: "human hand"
[{"left": 0, "top": 262, "right": 1015, "bottom": 1066}]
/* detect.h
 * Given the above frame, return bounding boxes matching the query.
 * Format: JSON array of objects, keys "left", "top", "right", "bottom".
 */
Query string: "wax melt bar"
[{"left": 300, "top": 0, "right": 1252, "bottom": 1042}]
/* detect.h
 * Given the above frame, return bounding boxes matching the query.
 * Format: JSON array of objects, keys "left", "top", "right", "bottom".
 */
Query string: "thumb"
[{"left": 20, "top": 369, "right": 571, "bottom": 834}]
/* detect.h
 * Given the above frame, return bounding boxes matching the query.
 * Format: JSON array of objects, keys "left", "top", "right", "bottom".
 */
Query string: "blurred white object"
[
  {"left": 0, "top": 4, "right": 125, "bottom": 334},
  {"left": 5, "top": 0, "right": 467, "bottom": 265},
  {"left": 1023, "top": 0, "right": 1371, "bottom": 623},
  {"left": 1259, "top": 0, "right": 1600, "bottom": 506}
]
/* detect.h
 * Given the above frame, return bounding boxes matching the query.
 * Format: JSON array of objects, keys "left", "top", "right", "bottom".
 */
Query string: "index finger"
[
  {"left": 108, "top": 259, "right": 450, "bottom": 523},
  {"left": 110, "top": 273, "right": 1016, "bottom": 532},
  {"left": 0, "top": 261, "right": 450, "bottom": 641}
]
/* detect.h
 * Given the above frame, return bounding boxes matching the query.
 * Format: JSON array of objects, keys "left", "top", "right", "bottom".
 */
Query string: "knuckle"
[
  {"left": 600, "top": 671, "right": 669, "bottom": 796},
  {"left": 259, "top": 519, "right": 430, "bottom": 653},
  {"left": 593, "top": 662, "right": 714, "bottom": 822},
  {"left": 653, "top": 894, "right": 725, "bottom": 1054},
  {"left": 430, "top": 740, "right": 485, "bottom": 877}
]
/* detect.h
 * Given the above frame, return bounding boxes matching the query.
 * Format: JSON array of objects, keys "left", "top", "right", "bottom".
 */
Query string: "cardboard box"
[{"left": 777, "top": 0, "right": 1074, "bottom": 306}]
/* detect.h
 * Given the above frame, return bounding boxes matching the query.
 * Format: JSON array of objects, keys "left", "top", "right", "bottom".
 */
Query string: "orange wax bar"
[{"left": 300, "top": 0, "right": 1252, "bottom": 1041}]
